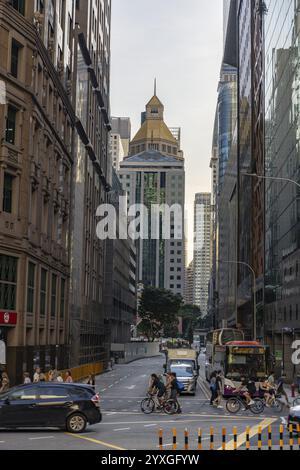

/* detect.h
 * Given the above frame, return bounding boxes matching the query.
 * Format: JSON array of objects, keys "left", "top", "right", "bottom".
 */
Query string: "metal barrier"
[{"left": 158, "top": 424, "right": 300, "bottom": 450}]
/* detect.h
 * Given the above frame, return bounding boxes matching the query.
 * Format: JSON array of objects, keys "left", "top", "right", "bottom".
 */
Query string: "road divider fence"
[{"left": 158, "top": 424, "right": 300, "bottom": 451}]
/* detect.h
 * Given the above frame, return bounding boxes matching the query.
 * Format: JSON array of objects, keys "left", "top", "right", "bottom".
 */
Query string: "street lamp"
[
  {"left": 217, "top": 260, "right": 257, "bottom": 341},
  {"left": 242, "top": 173, "right": 300, "bottom": 190}
]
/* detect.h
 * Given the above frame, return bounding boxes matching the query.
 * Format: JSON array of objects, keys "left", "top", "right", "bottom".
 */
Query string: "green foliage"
[
  {"left": 138, "top": 287, "right": 183, "bottom": 342},
  {"left": 180, "top": 304, "right": 202, "bottom": 343}
]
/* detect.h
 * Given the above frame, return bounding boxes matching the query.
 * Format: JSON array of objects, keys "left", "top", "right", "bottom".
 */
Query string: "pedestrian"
[
  {"left": 56, "top": 373, "right": 64, "bottom": 383},
  {"left": 213, "top": 370, "right": 224, "bottom": 409},
  {"left": 65, "top": 370, "right": 73, "bottom": 383},
  {"left": 39, "top": 373, "right": 47, "bottom": 382},
  {"left": 86, "top": 375, "right": 95, "bottom": 388},
  {"left": 33, "top": 367, "right": 41, "bottom": 383},
  {"left": 209, "top": 372, "right": 217, "bottom": 406},
  {"left": 52, "top": 369, "right": 59, "bottom": 382},
  {"left": 23, "top": 372, "right": 31, "bottom": 385},
  {"left": 276, "top": 373, "right": 290, "bottom": 407},
  {"left": 47, "top": 370, "right": 54, "bottom": 382},
  {"left": 0, "top": 372, "right": 10, "bottom": 393},
  {"left": 168, "top": 373, "right": 182, "bottom": 414}
]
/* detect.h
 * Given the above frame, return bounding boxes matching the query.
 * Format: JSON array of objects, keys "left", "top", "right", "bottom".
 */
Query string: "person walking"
[
  {"left": 209, "top": 372, "right": 217, "bottom": 406},
  {"left": 0, "top": 372, "right": 10, "bottom": 393},
  {"left": 23, "top": 372, "right": 31, "bottom": 385},
  {"left": 33, "top": 367, "right": 41, "bottom": 383},
  {"left": 86, "top": 375, "right": 96, "bottom": 388},
  {"left": 276, "top": 374, "right": 290, "bottom": 407},
  {"left": 65, "top": 370, "right": 73, "bottom": 383},
  {"left": 56, "top": 373, "right": 64, "bottom": 383},
  {"left": 213, "top": 370, "right": 224, "bottom": 409}
]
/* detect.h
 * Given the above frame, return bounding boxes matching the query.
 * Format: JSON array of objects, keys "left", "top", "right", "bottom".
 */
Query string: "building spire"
[{"left": 154, "top": 78, "right": 157, "bottom": 96}]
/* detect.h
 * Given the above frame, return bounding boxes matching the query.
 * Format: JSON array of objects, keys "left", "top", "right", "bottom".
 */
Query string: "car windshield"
[{"left": 170, "top": 366, "right": 194, "bottom": 377}]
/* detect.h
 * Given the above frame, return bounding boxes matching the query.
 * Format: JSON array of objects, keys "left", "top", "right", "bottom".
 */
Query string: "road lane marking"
[
  {"left": 144, "top": 424, "right": 157, "bottom": 428},
  {"left": 221, "top": 418, "right": 277, "bottom": 451},
  {"left": 65, "top": 433, "right": 126, "bottom": 450},
  {"left": 113, "top": 428, "right": 131, "bottom": 432},
  {"left": 29, "top": 436, "right": 55, "bottom": 441}
]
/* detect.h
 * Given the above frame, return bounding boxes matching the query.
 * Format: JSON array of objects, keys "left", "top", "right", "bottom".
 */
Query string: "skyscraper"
[
  {"left": 69, "top": 0, "right": 112, "bottom": 370},
  {"left": 193, "top": 193, "right": 212, "bottom": 316},
  {"left": 110, "top": 117, "right": 131, "bottom": 170},
  {"left": 118, "top": 93, "right": 185, "bottom": 297}
]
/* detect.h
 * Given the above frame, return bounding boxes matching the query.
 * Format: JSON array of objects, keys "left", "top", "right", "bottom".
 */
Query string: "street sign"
[
  {"left": 0, "top": 311, "right": 17, "bottom": 326},
  {"left": 275, "top": 350, "right": 283, "bottom": 362},
  {"left": 0, "top": 341, "right": 6, "bottom": 364}
]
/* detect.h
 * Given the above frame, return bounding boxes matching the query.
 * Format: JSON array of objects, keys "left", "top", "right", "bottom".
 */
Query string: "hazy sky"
[{"left": 110, "top": 0, "right": 224, "bottom": 262}]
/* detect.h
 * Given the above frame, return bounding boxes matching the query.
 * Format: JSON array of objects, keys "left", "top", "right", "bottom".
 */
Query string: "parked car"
[
  {"left": 0, "top": 382, "right": 102, "bottom": 433},
  {"left": 288, "top": 405, "right": 300, "bottom": 432}
]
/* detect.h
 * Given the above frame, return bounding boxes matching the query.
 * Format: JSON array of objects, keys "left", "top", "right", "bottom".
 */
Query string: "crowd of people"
[{"left": 0, "top": 368, "right": 97, "bottom": 393}]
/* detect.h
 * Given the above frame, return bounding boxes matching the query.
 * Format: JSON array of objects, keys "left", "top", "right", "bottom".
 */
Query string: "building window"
[
  {"left": 0, "top": 255, "right": 17, "bottom": 310},
  {"left": 12, "top": 0, "right": 25, "bottom": 15},
  {"left": 3, "top": 173, "right": 14, "bottom": 213},
  {"left": 51, "top": 274, "right": 57, "bottom": 318},
  {"left": 11, "top": 39, "right": 22, "bottom": 78},
  {"left": 40, "top": 268, "right": 47, "bottom": 317},
  {"left": 5, "top": 106, "right": 17, "bottom": 145},
  {"left": 60, "top": 279, "right": 65, "bottom": 319},
  {"left": 27, "top": 262, "right": 35, "bottom": 313}
]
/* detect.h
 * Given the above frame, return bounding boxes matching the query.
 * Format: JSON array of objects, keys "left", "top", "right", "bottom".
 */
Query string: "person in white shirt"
[
  {"left": 33, "top": 367, "right": 41, "bottom": 383},
  {"left": 23, "top": 372, "right": 31, "bottom": 385}
]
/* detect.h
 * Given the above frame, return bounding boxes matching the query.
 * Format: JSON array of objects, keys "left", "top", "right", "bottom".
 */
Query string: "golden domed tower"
[{"left": 128, "top": 86, "right": 183, "bottom": 160}]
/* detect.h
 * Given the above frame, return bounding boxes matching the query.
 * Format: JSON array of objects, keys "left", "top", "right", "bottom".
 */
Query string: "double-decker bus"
[{"left": 205, "top": 329, "right": 270, "bottom": 396}]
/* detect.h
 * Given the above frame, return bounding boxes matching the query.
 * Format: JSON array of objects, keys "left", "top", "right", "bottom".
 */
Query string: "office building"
[
  {"left": 193, "top": 193, "right": 212, "bottom": 315},
  {"left": 118, "top": 93, "right": 185, "bottom": 297}
]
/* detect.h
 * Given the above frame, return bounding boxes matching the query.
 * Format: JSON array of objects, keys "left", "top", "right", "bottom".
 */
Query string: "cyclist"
[
  {"left": 149, "top": 374, "right": 166, "bottom": 406},
  {"left": 166, "top": 372, "right": 182, "bottom": 414},
  {"left": 259, "top": 376, "right": 272, "bottom": 407},
  {"left": 234, "top": 377, "right": 256, "bottom": 408}
]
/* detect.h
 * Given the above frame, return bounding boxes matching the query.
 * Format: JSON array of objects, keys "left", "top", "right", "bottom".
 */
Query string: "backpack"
[
  {"left": 176, "top": 380, "right": 185, "bottom": 393},
  {"left": 247, "top": 381, "right": 257, "bottom": 395}
]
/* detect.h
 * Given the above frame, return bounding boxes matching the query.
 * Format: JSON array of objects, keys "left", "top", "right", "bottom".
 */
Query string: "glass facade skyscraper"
[{"left": 264, "top": 0, "right": 300, "bottom": 379}]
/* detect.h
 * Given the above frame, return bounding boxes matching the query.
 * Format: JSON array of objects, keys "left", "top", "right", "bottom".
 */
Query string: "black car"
[
  {"left": 0, "top": 383, "right": 102, "bottom": 433},
  {"left": 288, "top": 405, "right": 300, "bottom": 432}
]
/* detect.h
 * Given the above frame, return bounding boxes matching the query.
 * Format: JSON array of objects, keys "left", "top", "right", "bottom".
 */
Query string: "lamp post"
[
  {"left": 242, "top": 173, "right": 300, "bottom": 190},
  {"left": 217, "top": 260, "right": 257, "bottom": 341}
]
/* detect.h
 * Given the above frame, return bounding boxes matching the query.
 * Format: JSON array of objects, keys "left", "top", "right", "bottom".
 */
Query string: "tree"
[
  {"left": 180, "top": 304, "right": 202, "bottom": 344},
  {"left": 138, "top": 287, "right": 183, "bottom": 342}
]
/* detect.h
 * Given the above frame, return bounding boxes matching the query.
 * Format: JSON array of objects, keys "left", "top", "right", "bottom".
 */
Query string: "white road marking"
[
  {"left": 0, "top": 441, "right": 5, "bottom": 444},
  {"left": 113, "top": 428, "right": 131, "bottom": 432},
  {"left": 125, "top": 385, "right": 136, "bottom": 390},
  {"left": 29, "top": 436, "right": 55, "bottom": 441},
  {"left": 144, "top": 424, "right": 157, "bottom": 428},
  {"left": 101, "top": 389, "right": 107, "bottom": 392}
]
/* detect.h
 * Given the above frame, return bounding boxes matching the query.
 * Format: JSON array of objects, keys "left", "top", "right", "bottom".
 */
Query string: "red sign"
[{"left": 0, "top": 312, "right": 17, "bottom": 326}]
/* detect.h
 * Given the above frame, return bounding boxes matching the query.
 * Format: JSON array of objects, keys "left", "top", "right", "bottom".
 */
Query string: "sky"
[{"left": 110, "top": 0, "right": 224, "bottom": 263}]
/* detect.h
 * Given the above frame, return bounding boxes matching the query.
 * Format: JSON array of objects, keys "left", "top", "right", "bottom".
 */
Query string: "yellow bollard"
[
  {"left": 246, "top": 426, "right": 250, "bottom": 451},
  {"left": 159, "top": 429, "right": 163, "bottom": 451},
  {"left": 233, "top": 427, "right": 238, "bottom": 451},
  {"left": 268, "top": 425, "right": 272, "bottom": 451},
  {"left": 279, "top": 424, "right": 284, "bottom": 451},
  {"left": 289, "top": 424, "right": 294, "bottom": 451},
  {"left": 257, "top": 426, "right": 262, "bottom": 450},
  {"left": 222, "top": 428, "right": 226, "bottom": 451},
  {"left": 198, "top": 428, "right": 202, "bottom": 451},
  {"left": 172, "top": 428, "right": 177, "bottom": 451},
  {"left": 297, "top": 424, "right": 300, "bottom": 450},
  {"left": 210, "top": 427, "right": 214, "bottom": 451},
  {"left": 184, "top": 428, "right": 189, "bottom": 451}
]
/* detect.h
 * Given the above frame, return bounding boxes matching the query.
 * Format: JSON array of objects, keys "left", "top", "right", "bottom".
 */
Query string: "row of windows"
[
  {"left": 266, "top": 304, "right": 300, "bottom": 324},
  {"left": 0, "top": 255, "right": 66, "bottom": 320},
  {"left": 130, "top": 143, "right": 178, "bottom": 156}
]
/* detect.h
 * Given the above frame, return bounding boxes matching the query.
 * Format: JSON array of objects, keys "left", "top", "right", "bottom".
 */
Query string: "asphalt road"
[{"left": 0, "top": 354, "right": 296, "bottom": 450}]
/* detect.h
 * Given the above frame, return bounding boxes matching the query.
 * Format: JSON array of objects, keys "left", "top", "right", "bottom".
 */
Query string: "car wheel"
[{"left": 66, "top": 413, "right": 87, "bottom": 434}]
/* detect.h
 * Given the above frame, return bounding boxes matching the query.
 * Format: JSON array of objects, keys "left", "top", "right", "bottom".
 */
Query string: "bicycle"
[
  {"left": 141, "top": 392, "right": 179, "bottom": 415},
  {"left": 293, "top": 396, "right": 300, "bottom": 407},
  {"left": 226, "top": 394, "right": 265, "bottom": 415}
]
